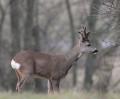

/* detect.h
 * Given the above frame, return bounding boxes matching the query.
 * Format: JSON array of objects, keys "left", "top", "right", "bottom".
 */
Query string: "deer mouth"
[{"left": 92, "top": 49, "right": 98, "bottom": 54}]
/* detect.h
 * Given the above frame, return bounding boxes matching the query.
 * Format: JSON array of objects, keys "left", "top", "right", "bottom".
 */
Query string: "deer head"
[{"left": 78, "top": 27, "right": 98, "bottom": 54}]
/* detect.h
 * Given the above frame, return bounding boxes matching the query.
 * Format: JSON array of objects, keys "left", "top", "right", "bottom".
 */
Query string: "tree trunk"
[
  {"left": 65, "top": 0, "right": 77, "bottom": 86},
  {"left": 10, "top": 0, "right": 21, "bottom": 55},
  {"left": 0, "top": 3, "right": 5, "bottom": 35},
  {"left": 116, "top": 0, "right": 120, "bottom": 38},
  {"left": 10, "top": 0, "right": 21, "bottom": 91},
  {"left": 24, "top": 0, "right": 47, "bottom": 92},
  {"left": 24, "top": 0, "right": 35, "bottom": 49},
  {"left": 84, "top": 0, "right": 101, "bottom": 90},
  {"left": 0, "top": 2, "right": 6, "bottom": 90},
  {"left": 33, "top": 25, "right": 47, "bottom": 92}
]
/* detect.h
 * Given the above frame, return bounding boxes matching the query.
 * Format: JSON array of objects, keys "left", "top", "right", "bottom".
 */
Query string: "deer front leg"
[{"left": 52, "top": 79, "right": 60, "bottom": 93}]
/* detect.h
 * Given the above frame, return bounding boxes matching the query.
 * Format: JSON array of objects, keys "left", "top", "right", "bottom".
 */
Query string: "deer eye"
[
  {"left": 82, "top": 37, "right": 85, "bottom": 42},
  {"left": 82, "top": 38, "right": 88, "bottom": 42}
]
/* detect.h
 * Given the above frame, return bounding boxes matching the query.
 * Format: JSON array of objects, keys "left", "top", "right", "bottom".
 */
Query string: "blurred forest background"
[{"left": 0, "top": 0, "right": 120, "bottom": 93}]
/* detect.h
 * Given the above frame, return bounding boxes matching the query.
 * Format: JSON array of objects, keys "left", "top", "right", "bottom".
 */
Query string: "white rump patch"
[{"left": 11, "top": 59, "right": 21, "bottom": 69}]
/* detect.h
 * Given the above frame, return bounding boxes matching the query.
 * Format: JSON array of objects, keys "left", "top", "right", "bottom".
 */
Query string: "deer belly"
[
  {"left": 35, "top": 61, "right": 51, "bottom": 78},
  {"left": 35, "top": 68, "right": 51, "bottom": 78}
]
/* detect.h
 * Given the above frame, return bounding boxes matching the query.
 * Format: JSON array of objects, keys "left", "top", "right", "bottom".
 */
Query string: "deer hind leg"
[
  {"left": 15, "top": 70, "right": 21, "bottom": 92},
  {"left": 16, "top": 73, "right": 30, "bottom": 93},
  {"left": 51, "top": 79, "right": 60, "bottom": 93}
]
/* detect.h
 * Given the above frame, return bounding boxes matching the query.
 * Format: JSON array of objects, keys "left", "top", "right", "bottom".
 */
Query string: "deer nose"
[
  {"left": 93, "top": 49, "right": 98, "bottom": 54},
  {"left": 87, "top": 43, "right": 91, "bottom": 46}
]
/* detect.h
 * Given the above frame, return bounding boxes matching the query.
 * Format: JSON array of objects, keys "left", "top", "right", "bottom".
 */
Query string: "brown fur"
[
  {"left": 13, "top": 43, "right": 80, "bottom": 93},
  {"left": 12, "top": 27, "right": 97, "bottom": 93}
]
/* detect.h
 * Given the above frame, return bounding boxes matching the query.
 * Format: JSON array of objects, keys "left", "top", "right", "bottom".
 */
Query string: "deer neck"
[
  {"left": 63, "top": 43, "right": 81, "bottom": 74},
  {"left": 66, "top": 44, "right": 80, "bottom": 61}
]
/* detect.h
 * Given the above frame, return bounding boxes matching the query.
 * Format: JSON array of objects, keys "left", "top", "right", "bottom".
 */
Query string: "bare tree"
[
  {"left": 65, "top": 0, "right": 77, "bottom": 86},
  {"left": 24, "top": 0, "right": 35, "bottom": 49},
  {"left": 10, "top": 0, "right": 22, "bottom": 90},
  {"left": 34, "top": 1, "right": 47, "bottom": 92},
  {"left": 84, "top": 0, "right": 101, "bottom": 90},
  {"left": 10, "top": 0, "right": 21, "bottom": 55},
  {"left": 0, "top": 2, "right": 5, "bottom": 34},
  {"left": 0, "top": 1, "right": 6, "bottom": 90}
]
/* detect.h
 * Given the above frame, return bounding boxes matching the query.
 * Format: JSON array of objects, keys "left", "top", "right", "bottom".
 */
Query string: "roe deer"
[{"left": 11, "top": 27, "right": 98, "bottom": 93}]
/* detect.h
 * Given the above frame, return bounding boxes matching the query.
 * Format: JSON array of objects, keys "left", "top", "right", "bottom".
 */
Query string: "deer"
[{"left": 11, "top": 27, "right": 98, "bottom": 93}]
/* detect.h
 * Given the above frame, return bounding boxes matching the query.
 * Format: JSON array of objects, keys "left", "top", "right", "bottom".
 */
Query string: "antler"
[
  {"left": 83, "top": 26, "right": 87, "bottom": 35},
  {"left": 78, "top": 26, "right": 90, "bottom": 38},
  {"left": 83, "top": 26, "right": 90, "bottom": 37}
]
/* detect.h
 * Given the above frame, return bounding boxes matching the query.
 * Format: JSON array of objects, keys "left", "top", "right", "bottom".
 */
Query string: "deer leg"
[
  {"left": 48, "top": 79, "right": 54, "bottom": 94},
  {"left": 16, "top": 78, "right": 25, "bottom": 93},
  {"left": 52, "top": 79, "right": 60, "bottom": 93},
  {"left": 15, "top": 71, "right": 21, "bottom": 91},
  {"left": 16, "top": 74, "right": 29, "bottom": 93}
]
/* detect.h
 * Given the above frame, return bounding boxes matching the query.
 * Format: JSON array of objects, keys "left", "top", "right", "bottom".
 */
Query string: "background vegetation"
[{"left": 0, "top": 0, "right": 120, "bottom": 95}]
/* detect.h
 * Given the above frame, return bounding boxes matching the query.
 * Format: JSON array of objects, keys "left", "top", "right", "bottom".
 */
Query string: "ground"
[{"left": 0, "top": 91, "right": 120, "bottom": 99}]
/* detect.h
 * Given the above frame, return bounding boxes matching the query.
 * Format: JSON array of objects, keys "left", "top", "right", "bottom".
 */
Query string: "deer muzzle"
[{"left": 92, "top": 49, "right": 98, "bottom": 54}]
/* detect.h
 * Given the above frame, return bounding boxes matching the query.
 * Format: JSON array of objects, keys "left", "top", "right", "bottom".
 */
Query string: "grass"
[{"left": 0, "top": 91, "right": 120, "bottom": 99}]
